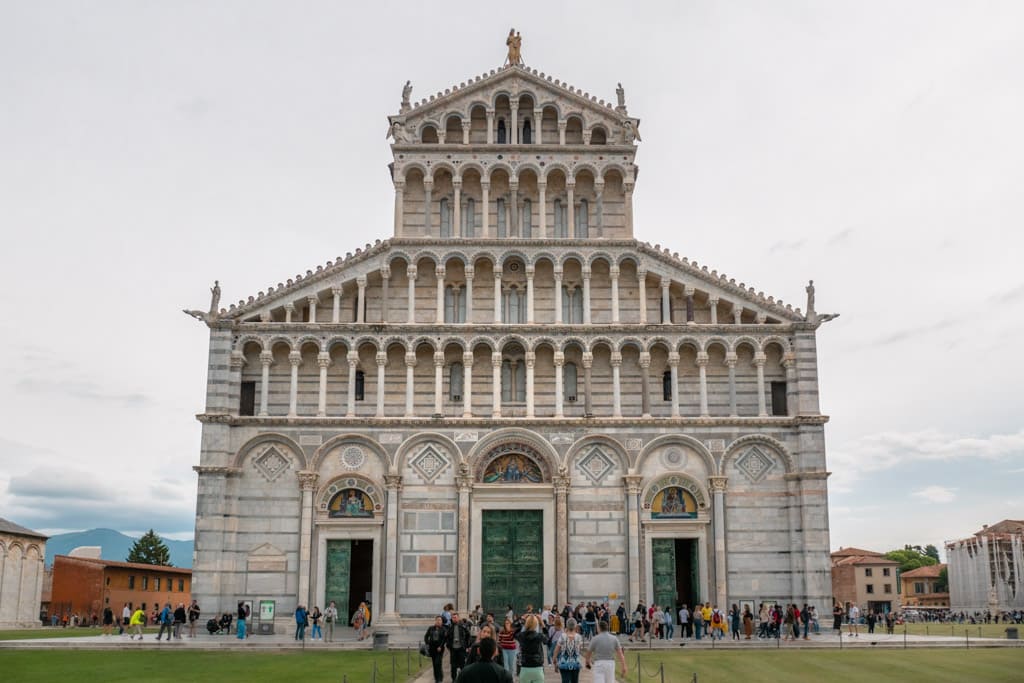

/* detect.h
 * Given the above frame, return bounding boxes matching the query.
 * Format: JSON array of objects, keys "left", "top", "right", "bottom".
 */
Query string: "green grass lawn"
[
  {"left": 898, "top": 621, "right": 1020, "bottom": 639},
  {"left": 0, "top": 627, "right": 159, "bottom": 641},
  {"left": 1, "top": 650, "right": 427, "bottom": 682},
  {"left": 624, "top": 649, "right": 1024, "bottom": 683}
]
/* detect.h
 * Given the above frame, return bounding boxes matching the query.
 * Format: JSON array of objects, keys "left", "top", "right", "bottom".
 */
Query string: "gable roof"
[
  {"left": 0, "top": 517, "right": 47, "bottom": 539},
  {"left": 53, "top": 554, "right": 191, "bottom": 574},
  {"left": 901, "top": 563, "right": 946, "bottom": 579},
  {"left": 832, "top": 547, "right": 884, "bottom": 558},
  {"left": 975, "top": 520, "right": 1024, "bottom": 536}
]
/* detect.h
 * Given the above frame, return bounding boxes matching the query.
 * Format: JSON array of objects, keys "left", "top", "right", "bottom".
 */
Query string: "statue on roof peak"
[
  {"left": 506, "top": 28, "right": 523, "bottom": 66},
  {"left": 400, "top": 80, "right": 412, "bottom": 112}
]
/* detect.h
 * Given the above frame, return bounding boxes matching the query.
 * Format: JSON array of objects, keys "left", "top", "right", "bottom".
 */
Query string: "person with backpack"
[
  {"left": 552, "top": 617, "right": 583, "bottom": 683},
  {"left": 447, "top": 612, "right": 473, "bottom": 682},
  {"left": 156, "top": 603, "right": 173, "bottom": 642},
  {"left": 710, "top": 606, "right": 726, "bottom": 640}
]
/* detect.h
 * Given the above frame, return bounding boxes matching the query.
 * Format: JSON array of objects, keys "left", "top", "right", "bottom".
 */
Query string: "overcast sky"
[{"left": 1, "top": 1, "right": 1022, "bottom": 554}]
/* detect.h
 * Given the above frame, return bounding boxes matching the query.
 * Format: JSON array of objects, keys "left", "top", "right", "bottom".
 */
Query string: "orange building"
[
  {"left": 901, "top": 564, "right": 949, "bottom": 608},
  {"left": 50, "top": 555, "right": 192, "bottom": 622}
]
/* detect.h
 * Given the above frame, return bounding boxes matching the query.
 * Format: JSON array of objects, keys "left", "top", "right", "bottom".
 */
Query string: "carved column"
[
  {"left": 783, "top": 353, "right": 798, "bottom": 417},
  {"left": 307, "top": 296, "right": 318, "bottom": 323},
  {"left": 624, "top": 181, "right": 634, "bottom": 234},
  {"left": 566, "top": 181, "right": 575, "bottom": 238},
  {"left": 537, "top": 181, "right": 547, "bottom": 237},
  {"left": 554, "top": 352, "right": 565, "bottom": 417},
  {"left": 346, "top": 352, "right": 358, "bottom": 417},
  {"left": 558, "top": 119, "right": 566, "bottom": 145},
  {"left": 668, "top": 352, "right": 680, "bottom": 418},
  {"left": 404, "top": 352, "right": 416, "bottom": 417},
  {"left": 297, "top": 471, "right": 319, "bottom": 609},
  {"left": 375, "top": 352, "right": 387, "bottom": 417},
  {"left": 684, "top": 285, "right": 695, "bottom": 323},
  {"left": 456, "top": 466, "right": 473, "bottom": 610},
  {"left": 594, "top": 179, "right": 604, "bottom": 237},
  {"left": 461, "top": 120, "right": 471, "bottom": 145},
  {"left": 380, "top": 266, "right": 390, "bottom": 323},
  {"left": 709, "top": 296, "right": 719, "bottom": 325},
  {"left": 284, "top": 303, "right": 295, "bottom": 323},
  {"left": 331, "top": 286, "right": 342, "bottom": 323},
  {"left": 435, "top": 266, "right": 446, "bottom": 325},
  {"left": 726, "top": 352, "right": 738, "bottom": 417},
  {"left": 452, "top": 179, "right": 462, "bottom": 238},
  {"left": 554, "top": 474, "right": 571, "bottom": 606},
  {"left": 381, "top": 474, "right": 403, "bottom": 622},
  {"left": 393, "top": 180, "right": 405, "bottom": 234},
  {"left": 639, "top": 352, "right": 651, "bottom": 417},
  {"left": 732, "top": 305, "right": 743, "bottom": 325},
  {"left": 485, "top": 110, "right": 495, "bottom": 145},
  {"left": 525, "top": 351, "right": 536, "bottom": 418},
  {"left": 582, "top": 266, "right": 592, "bottom": 325},
  {"left": 288, "top": 350, "right": 301, "bottom": 417},
  {"left": 637, "top": 268, "right": 647, "bottom": 324},
  {"left": 481, "top": 181, "right": 490, "bottom": 237},
  {"left": 709, "top": 476, "right": 728, "bottom": 608},
  {"left": 610, "top": 351, "right": 623, "bottom": 417},
  {"left": 525, "top": 265, "right": 535, "bottom": 323},
  {"left": 491, "top": 352, "right": 502, "bottom": 417},
  {"left": 554, "top": 268, "right": 563, "bottom": 323},
  {"left": 610, "top": 265, "right": 620, "bottom": 323},
  {"left": 493, "top": 272, "right": 502, "bottom": 323},
  {"left": 316, "top": 353, "right": 330, "bottom": 417},
  {"left": 464, "top": 267, "right": 474, "bottom": 324},
  {"left": 510, "top": 103, "right": 518, "bottom": 145},
  {"left": 228, "top": 351, "right": 245, "bottom": 416},
  {"left": 433, "top": 351, "right": 444, "bottom": 416},
  {"left": 509, "top": 180, "right": 519, "bottom": 235},
  {"left": 406, "top": 265, "right": 417, "bottom": 324},
  {"left": 755, "top": 352, "right": 768, "bottom": 416},
  {"left": 422, "top": 178, "right": 433, "bottom": 235},
  {"left": 582, "top": 352, "right": 594, "bottom": 417},
  {"left": 697, "top": 352, "right": 710, "bottom": 417},
  {"left": 259, "top": 351, "right": 272, "bottom": 416},
  {"left": 355, "top": 277, "right": 366, "bottom": 324},
  {"left": 661, "top": 280, "right": 672, "bottom": 324},
  {"left": 533, "top": 108, "right": 543, "bottom": 144},
  {"left": 624, "top": 474, "right": 643, "bottom": 609},
  {"left": 462, "top": 351, "right": 474, "bottom": 417}
]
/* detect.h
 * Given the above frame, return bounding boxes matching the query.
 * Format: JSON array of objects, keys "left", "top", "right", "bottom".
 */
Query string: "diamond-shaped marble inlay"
[
  {"left": 736, "top": 446, "right": 775, "bottom": 483},
  {"left": 254, "top": 447, "right": 290, "bottom": 482},
  {"left": 341, "top": 446, "right": 366, "bottom": 471},
  {"left": 578, "top": 446, "right": 614, "bottom": 485},
  {"left": 410, "top": 445, "right": 449, "bottom": 483}
]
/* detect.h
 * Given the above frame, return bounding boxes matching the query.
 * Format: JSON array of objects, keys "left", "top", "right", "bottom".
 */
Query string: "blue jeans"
[
  {"left": 665, "top": 624, "right": 674, "bottom": 639},
  {"left": 295, "top": 623, "right": 306, "bottom": 640},
  {"left": 236, "top": 618, "right": 246, "bottom": 639},
  {"left": 501, "top": 647, "right": 517, "bottom": 672},
  {"left": 312, "top": 624, "right": 322, "bottom": 639},
  {"left": 694, "top": 623, "right": 702, "bottom": 640}
]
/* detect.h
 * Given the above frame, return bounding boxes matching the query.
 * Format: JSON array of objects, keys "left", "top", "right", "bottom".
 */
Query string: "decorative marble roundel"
[
  {"left": 340, "top": 446, "right": 366, "bottom": 471},
  {"left": 661, "top": 448, "right": 688, "bottom": 469}
]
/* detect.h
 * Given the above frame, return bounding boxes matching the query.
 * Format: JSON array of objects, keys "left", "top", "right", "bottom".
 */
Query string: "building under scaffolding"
[{"left": 946, "top": 520, "right": 1024, "bottom": 613}]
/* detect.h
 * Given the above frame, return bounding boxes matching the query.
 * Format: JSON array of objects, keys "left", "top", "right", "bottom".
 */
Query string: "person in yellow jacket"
[{"left": 129, "top": 606, "right": 146, "bottom": 640}]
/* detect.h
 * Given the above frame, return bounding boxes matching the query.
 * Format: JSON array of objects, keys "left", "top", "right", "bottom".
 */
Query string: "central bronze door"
[{"left": 481, "top": 510, "right": 543, "bottom": 616}]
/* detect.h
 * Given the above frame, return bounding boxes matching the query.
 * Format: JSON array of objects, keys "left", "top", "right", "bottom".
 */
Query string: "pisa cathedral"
[{"left": 190, "top": 53, "right": 835, "bottom": 628}]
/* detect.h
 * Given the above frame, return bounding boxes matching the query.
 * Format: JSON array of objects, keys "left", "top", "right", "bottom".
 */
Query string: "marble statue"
[
  {"left": 622, "top": 119, "right": 641, "bottom": 143},
  {"left": 387, "top": 120, "right": 411, "bottom": 144},
  {"left": 506, "top": 29, "right": 523, "bottom": 66},
  {"left": 616, "top": 82, "right": 626, "bottom": 110},
  {"left": 805, "top": 280, "right": 815, "bottom": 316},
  {"left": 209, "top": 280, "right": 221, "bottom": 314},
  {"left": 401, "top": 80, "right": 412, "bottom": 111}
]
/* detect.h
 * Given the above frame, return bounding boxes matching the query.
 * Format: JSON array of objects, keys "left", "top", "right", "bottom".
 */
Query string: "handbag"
[{"left": 419, "top": 642, "right": 430, "bottom": 657}]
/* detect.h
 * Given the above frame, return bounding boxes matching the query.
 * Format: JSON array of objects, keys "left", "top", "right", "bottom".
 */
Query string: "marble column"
[
  {"left": 510, "top": 104, "right": 518, "bottom": 145},
  {"left": 486, "top": 110, "right": 494, "bottom": 144},
  {"left": 709, "top": 476, "right": 728, "bottom": 609},
  {"left": 481, "top": 181, "right": 490, "bottom": 237},
  {"left": 537, "top": 181, "right": 547, "bottom": 238},
  {"left": 435, "top": 266, "right": 446, "bottom": 325},
  {"left": 554, "top": 475, "right": 571, "bottom": 606},
  {"left": 639, "top": 352, "right": 651, "bottom": 417},
  {"left": 582, "top": 352, "right": 594, "bottom": 416},
  {"left": 381, "top": 474, "right": 403, "bottom": 622},
  {"left": 624, "top": 475, "right": 643, "bottom": 609},
  {"left": 331, "top": 287, "right": 342, "bottom": 323},
  {"left": 346, "top": 352, "right": 358, "bottom": 417},
  {"left": 526, "top": 266, "right": 535, "bottom": 323},
  {"left": 784, "top": 353, "right": 798, "bottom": 417},
  {"left": 732, "top": 305, "right": 743, "bottom": 324},
  {"left": 316, "top": 353, "right": 330, "bottom": 417},
  {"left": 533, "top": 108, "right": 543, "bottom": 144},
  {"left": 668, "top": 352, "right": 680, "bottom": 418},
  {"left": 554, "top": 268, "right": 564, "bottom": 323},
  {"left": 228, "top": 351, "right": 245, "bottom": 416},
  {"left": 755, "top": 352, "right": 768, "bottom": 417},
  {"left": 661, "top": 281, "right": 671, "bottom": 324},
  {"left": 288, "top": 351, "right": 301, "bottom": 417},
  {"left": 423, "top": 179, "right": 433, "bottom": 235},
  {"left": 464, "top": 267, "right": 474, "bottom": 323},
  {"left": 624, "top": 181, "right": 634, "bottom": 234},
  {"left": 307, "top": 296, "right": 318, "bottom": 323},
  {"left": 393, "top": 180, "right": 404, "bottom": 234},
  {"left": 582, "top": 267, "right": 592, "bottom": 325},
  {"left": 375, "top": 352, "right": 387, "bottom": 417},
  {"left": 380, "top": 266, "right": 390, "bottom": 323},
  {"left": 709, "top": 297, "right": 719, "bottom": 325},
  {"left": 509, "top": 181, "right": 519, "bottom": 235},
  {"left": 610, "top": 265, "right": 620, "bottom": 323},
  {"left": 684, "top": 285, "right": 695, "bottom": 323},
  {"left": 456, "top": 469, "right": 473, "bottom": 610},
  {"left": 566, "top": 182, "right": 575, "bottom": 238},
  {"left": 697, "top": 352, "right": 709, "bottom": 417},
  {"left": 637, "top": 269, "right": 647, "bottom": 324},
  {"left": 611, "top": 351, "right": 622, "bottom": 417},
  {"left": 452, "top": 180, "right": 462, "bottom": 237},
  {"left": 462, "top": 351, "right": 474, "bottom": 417},
  {"left": 259, "top": 351, "right": 272, "bottom": 416},
  {"left": 594, "top": 180, "right": 604, "bottom": 237},
  {"left": 726, "top": 353, "right": 738, "bottom": 417},
  {"left": 284, "top": 303, "right": 295, "bottom": 323},
  {"left": 404, "top": 352, "right": 416, "bottom": 417},
  {"left": 558, "top": 119, "right": 566, "bottom": 145},
  {"left": 297, "top": 471, "right": 319, "bottom": 609},
  {"left": 493, "top": 272, "right": 502, "bottom": 323},
  {"left": 406, "top": 266, "right": 417, "bottom": 324},
  {"left": 351, "top": 277, "right": 363, "bottom": 324},
  {"left": 491, "top": 352, "right": 502, "bottom": 418},
  {"left": 433, "top": 351, "right": 444, "bottom": 416},
  {"left": 462, "top": 120, "right": 471, "bottom": 145},
  {"left": 554, "top": 352, "right": 565, "bottom": 418},
  {"left": 525, "top": 351, "right": 535, "bottom": 418}
]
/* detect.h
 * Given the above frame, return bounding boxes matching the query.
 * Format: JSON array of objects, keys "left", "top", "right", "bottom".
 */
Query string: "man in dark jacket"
[
  {"left": 456, "top": 638, "right": 512, "bottom": 683},
  {"left": 446, "top": 612, "right": 473, "bottom": 681},
  {"left": 424, "top": 616, "right": 448, "bottom": 683}
]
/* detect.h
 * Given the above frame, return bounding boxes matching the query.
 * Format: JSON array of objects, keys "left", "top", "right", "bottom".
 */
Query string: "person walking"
[
  {"left": 585, "top": 621, "right": 627, "bottom": 683},
  {"left": 730, "top": 604, "right": 741, "bottom": 640},
  {"left": 832, "top": 603, "right": 843, "bottom": 634},
  {"left": 454, "top": 638, "right": 512, "bottom": 683},
  {"left": 236, "top": 601, "right": 248, "bottom": 640},
  {"left": 352, "top": 601, "right": 369, "bottom": 640},
  {"left": 516, "top": 614, "right": 546, "bottom": 683},
  {"left": 129, "top": 605, "right": 146, "bottom": 640},
  {"left": 156, "top": 603, "right": 173, "bottom": 642},
  {"left": 102, "top": 606, "right": 114, "bottom": 636},
  {"left": 552, "top": 618, "right": 583, "bottom": 683},
  {"left": 324, "top": 601, "right": 338, "bottom": 642},
  {"left": 497, "top": 618, "right": 518, "bottom": 673},
  {"left": 847, "top": 603, "right": 860, "bottom": 637},
  {"left": 294, "top": 604, "right": 308, "bottom": 641},
  {"left": 187, "top": 600, "right": 201, "bottom": 638},
  {"left": 447, "top": 612, "right": 472, "bottom": 682},
  {"left": 424, "top": 616, "right": 448, "bottom": 683},
  {"left": 743, "top": 605, "right": 754, "bottom": 639},
  {"left": 122, "top": 603, "right": 131, "bottom": 635},
  {"left": 173, "top": 603, "right": 187, "bottom": 640},
  {"left": 801, "top": 604, "right": 812, "bottom": 640},
  {"left": 467, "top": 625, "right": 498, "bottom": 665}
]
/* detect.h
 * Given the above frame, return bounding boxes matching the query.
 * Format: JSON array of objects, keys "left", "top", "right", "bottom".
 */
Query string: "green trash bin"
[{"left": 1005, "top": 627, "right": 1018, "bottom": 640}]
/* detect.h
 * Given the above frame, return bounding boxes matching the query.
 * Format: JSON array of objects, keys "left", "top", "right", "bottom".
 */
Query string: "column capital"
[
  {"left": 610, "top": 352, "right": 622, "bottom": 366},
  {"left": 553, "top": 267, "right": 563, "bottom": 279},
  {"left": 331, "top": 285, "right": 343, "bottom": 297},
  {"left": 347, "top": 351, "right": 359, "bottom": 364},
  {"left": 582, "top": 352, "right": 593, "bottom": 369},
  {"left": 491, "top": 352, "right": 502, "bottom": 367},
  {"left": 481, "top": 179, "right": 490, "bottom": 190},
  {"left": 297, "top": 471, "right": 320, "bottom": 491},
  {"left": 754, "top": 352, "right": 767, "bottom": 366},
  {"left": 384, "top": 474, "right": 404, "bottom": 491},
  {"left": 557, "top": 119, "right": 567, "bottom": 130},
  {"left": 525, "top": 265, "right": 535, "bottom": 277},
  {"left": 317, "top": 352, "right": 331, "bottom": 369},
  {"left": 435, "top": 265, "right": 446, "bottom": 279},
  {"left": 708, "top": 296, "right": 719, "bottom": 306},
  {"left": 452, "top": 176, "right": 463, "bottom": 189},
  {"left": 405, "top": 352, "right": 417, "bottom": 368},
  {"left": 553, "top": 476, "right": 571, "bottom": 496},
  {"left": 457, "top": 463, "right": 474, "bottom": 492},
  {"left": 260, "top": 351, "right": 273, "bottom": 366},
  {"left": 624, "top": 181, "right": 635, "bottom": 193},
  {"left": 289, "top": 351, "right": 302, "bottom": 366},
  {"left": 637, "top": 268, "right": 647, "bottom": 279},
  {"left": 380, "top": 265, "right": 391, "bottom": 279},
  {"left": 260, "top": 311, "right": 272, "bottom": 322},
  {"left": 493, "top": 271, "right": 502, "bottom": 281},
  {"left": 376, "top": 351, "right": 387, "bottom": 365},
  {"left": 356, "top": 276, "right": 367, "bottom": 287},
  {"left": 307, "top": 295, "right": 319, "bottom": 306},
  {"left": 464, "top": 266, "right": 475, "bottom": 280},
  {"left": 709, "top": 476, "right": 728, "bottom": 492},
  {"left": 594, "top": 179, "right": 605, "bottom": 195},
  {"left": 623, "top": 474, "right": 643, "bottom": 495},
  {"left": 668, "top": 352, "right": 680, "bottom": 366},
  {"left": 684, "top": 284, "right": 696, "bottom": 296},
  {"left": 284, "top": 302, "right": 296, "bottom": 313},
  {"left": 639, "top": 352, "right": 651, "bottom": 368},
  {"left": 565, "top": 179, "right": 576, "bottom": 189},
  {"left": 433, "top": 351, "right": 445, "bottom": 367},
  {"left": 696, "top": 352, "right": 709, "bottom": 366},
  {"left": 553, "top": 351, "right": 565, "bottom": 366},
  {"left": 609, "top": 265, "right": 620, "bottom": 278},
  {"left": 485, "top": 109, "right": 495, "bottom": 118},
  {"left": 509, "top": 179, "right": 519, "bottom": 191},
  {"left": 582, "top": 266, "right": 592, "bottom": 279},
  {"left": 462, "top": 351, "right": 475, "bottom": 365},
  {"left": 537, "top": 180, "right": 547, "bottom": 190},
  {"left": 525, "top": 351, "right": 536, "bottom": 367},
  {"left": 725, "top": 352, "right": 738, "bottom": 367},
  {"left": 756, "top": 312, "right": 768, "bottom": 324},
  {"left": 461, "top": 120, "right": 471, "bottom": 131},
  {"left": 393, "top": 179, "right": 406, "bottom": 190},
  {"left": 782, "top": 352, "right": 796, "bottom": 369},
  {"left": 407, "top": 265, "right": 418, "bottom": 279},
  {"left": 661, "top": 279, "right": 671, "bottom": 290}
]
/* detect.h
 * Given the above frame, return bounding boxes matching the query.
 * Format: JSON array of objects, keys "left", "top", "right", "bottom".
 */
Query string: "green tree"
[
  {"left": 126, "top": 529, "right": 172, "bottom": 566},
  {"left": 924, "top": 544, "right": 941, "bottom": 562},
  {"left": 885, "top": 546, "right": 938, "bottom": 574},
  {"left": 936, "top": 566, "right": 949, "bottom": 592}
]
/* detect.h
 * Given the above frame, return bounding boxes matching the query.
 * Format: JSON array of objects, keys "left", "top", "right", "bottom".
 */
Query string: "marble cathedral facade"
[{"left": 190, "top": 57, "right": 835, "bottom": 627}]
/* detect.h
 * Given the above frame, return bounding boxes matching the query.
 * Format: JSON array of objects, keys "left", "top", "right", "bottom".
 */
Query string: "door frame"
[
  {"left": 642, "top": 523, "right": 709, "bottom": 607},
  {"left": 469, "top": 487, "right": 555, "bottom": 611},
  {"left": 314, "top": 522, "right": 383, "bottom": 613}
]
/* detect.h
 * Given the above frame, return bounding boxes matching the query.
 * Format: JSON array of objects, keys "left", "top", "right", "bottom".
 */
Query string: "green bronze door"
[
  {"left": 652, "top": 538, "right": 677, "bottom": 609},
  {"left": 325, "top": 540, "right": 351, "bottom": 617},
  {"left": 481, "top": 510, "right": 543, "bottom": 615}
]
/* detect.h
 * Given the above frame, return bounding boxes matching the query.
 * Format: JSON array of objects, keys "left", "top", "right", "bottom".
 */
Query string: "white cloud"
[{"left": 912, "top": 485, "right": 958, "bottom": 503}]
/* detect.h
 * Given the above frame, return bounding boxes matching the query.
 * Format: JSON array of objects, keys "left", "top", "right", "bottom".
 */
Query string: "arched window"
[
  {"left": 662, "top": 370, "right": 672, "bottom": 401},
  {"left": 355, "top": 370, "right": 365, "bottom": 401},
  {"left": 439, "top": 198, "right": 451, "bottom": 238},
  {"left": 444, "top": 285, "right": 456, "bottom": 323},
  {"left": 576, "top": 199, "right": 589, "bottom": 238},
  {"left": 562, "top": 286, "right": 583, "bottom": 324},
  {"left": 506, "top": 286, "right": 520, "bottom": 323},
  {"left": 521, "top": 199, "right": 532, "bottom": 238},
  {"left": 553, "top": 199, "right": 565, "bottom": 238},
  {"left": 463, "top": 198, "right": 475, "bottom": 237},
  {"left": 522, "top": 118, "right": 532, "bottom": 144},
  {"left": 501, "top": 360, "right": 526, "bottom": 402},
  {"left": 449, "top": 362, "right": 464, "bottom": 402},
  {"left": 564, "top": 362, "right": 578, "bottom": 402},
  {"left": 497, "top": 119, "right": 507, "bottom": 144},
  {"left": 518, "top": 289, "right": 527, "bottom": 323},
  {"left": 496, "top": 198, "right": 506, "bottom": 238}
]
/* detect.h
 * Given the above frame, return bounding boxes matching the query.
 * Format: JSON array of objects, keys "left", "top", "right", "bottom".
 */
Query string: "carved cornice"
[
  {"left": 193, "top": 465, "right": 242, "bottom": 477},
  {"left": 784, "top": 470, "right": 831, "bottom": 481},
  {"left": 196, "top": 414, "right": 830, "bottom": 428}
]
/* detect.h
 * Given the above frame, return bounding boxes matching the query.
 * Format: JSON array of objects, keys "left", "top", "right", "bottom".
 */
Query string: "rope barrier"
[{"left": 634, "top": 654, "right": 667, "bottom": 681}]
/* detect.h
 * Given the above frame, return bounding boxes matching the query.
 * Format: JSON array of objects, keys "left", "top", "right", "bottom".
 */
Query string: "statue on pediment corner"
[
  {"left": 401, "top": 80, "right": 412, "bottom": 112},
  {"left": 209, "top": 280, "right": 221, "bottom": 314},
  {"left": 386, "top": 119, "right": 411, "bottom": 144}
]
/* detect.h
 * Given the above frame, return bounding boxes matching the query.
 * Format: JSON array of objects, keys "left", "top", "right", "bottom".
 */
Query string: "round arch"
[
  {"left": 311, "top": 433, "right": 391, "bottom": 473},
  {"left": 635, "top": 434, "right": 718, "bottom": 476},
  {"left": 393, "top": 432, "right": 462, "bottom": 474},
  {"left": 232, "top": 432, "right": 307, "bottom": 470},
  {"left": 722, "top": 434, "right": 795, "bottom": 474},
  {"left": 466, "top": 427, "right": 561, "bottom": 481}
]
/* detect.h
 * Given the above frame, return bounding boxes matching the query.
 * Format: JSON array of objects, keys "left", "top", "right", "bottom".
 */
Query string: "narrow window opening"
[
  {"left": 564, "top": 362, "right": 578, "bottom": 402},
  {"left": 497, "top": 119, "right": 507, "bottom": 144},
  {"left": 355, "top": 370, "right": 365, "bottom": 401},
  {"left": 771, "top": 381, "right": 788, "bottom": 416},
  {"left": 449, "top": 362, "right": 464, "bottom": 402},
  {"left": 239, "top": 381, "right": 256, "bottom": 416},
  {"left": 662, "top": 370, "right": 672, "bottom": 401}
]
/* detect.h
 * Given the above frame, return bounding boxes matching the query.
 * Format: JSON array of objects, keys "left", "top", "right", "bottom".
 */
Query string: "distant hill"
[{"left": 45, "top": 529, "right": 193, "bottom": 568}]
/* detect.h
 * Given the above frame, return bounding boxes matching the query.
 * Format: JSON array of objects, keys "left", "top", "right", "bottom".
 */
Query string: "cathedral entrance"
[
  {"left": 652, "top": 538, "right": 700, "bottom": 609},
  {"left": 324, "top": 539, "right": 374, "bottom": 622},
  {"left": 481, "top": 510, "right": 543, "bottom": 615}
]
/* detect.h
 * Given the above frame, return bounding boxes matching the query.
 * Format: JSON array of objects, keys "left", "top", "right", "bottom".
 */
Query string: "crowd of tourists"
[{"left": 422, "top": 603, "right": 627, "bottom": 683}]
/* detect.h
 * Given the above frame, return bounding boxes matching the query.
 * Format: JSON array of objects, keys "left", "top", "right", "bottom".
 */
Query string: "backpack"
[
  {"left": 557, "top": 633, "right": 581, "bottom": 671},
  {"left": 712, "top": 612, "right": 722, "bottom": 625}
]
